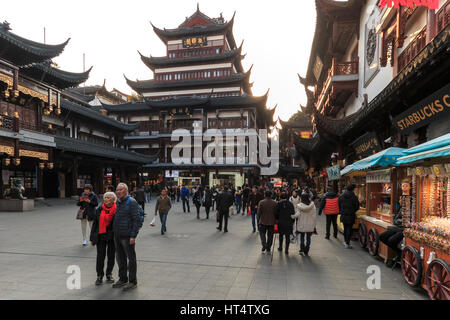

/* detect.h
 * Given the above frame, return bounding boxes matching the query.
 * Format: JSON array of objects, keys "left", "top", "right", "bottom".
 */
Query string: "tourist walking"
[
  {"left": 144, "top": 185, "right": 151, "bottom": 203},
  {"left": 257, "top": 191, "right": 277, "bottom": 254},
  {"left": 292, "top": 193, "right": 317, "bottom": 256},
  {"left": 275, "top": 193, "right": 295, "bottom": 254},
  {"left": 248, "top": 186, "right": 264, "bottom": 233},
  {"left": 203, "top": 186, "right": 213, "bottom": 219},
  {"left": 180, "top": 185, "right": 190, "bottom": 213},
  {"left": 216, "top": 187, "right": 234, "bottom": 233},
  {"left": 212, "top": 188, "right": 218, "bottom": 211},
  {"left": 133, "top": 186, "right": 146, "bottom": 211},
  {"left": 112, "top": 183, "right": 140, "bottom": 291},
  {"left": 235, "top": 187, "right": 242, "bottom": 214},
  {"left": 339, "top": 184, "right": 360, "bottom": 249},
  {"left": 77, "top": 184, "right": 99, "bottom": 246},
  {"left": 242, "top": 185, "right": 250, "bottom": 215},
  {"left": 193, "top": 187, "right": 202, "bottom": 219},
  {"left": 318, "top": 186, "right": 340, "bottom": 240},
  {"left": 90, "top": 192, "right": 117, "bottom": 285},
  {"left": 155, "top": 189, "right": 172, "bottom": 235},
  {"left": 176, "top": 186, "right": 180, "bottom": 202}
]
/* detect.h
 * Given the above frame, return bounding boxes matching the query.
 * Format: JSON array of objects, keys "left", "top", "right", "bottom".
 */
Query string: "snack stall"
[
  {"left": 337, "top": 164, "right": 367, "bottom": 236},
  {"left": 395, "top": 133, "right": 450, "bottom": 300},
  {"left": 351, "top": 148, "right": 407, "bottom": 261}
]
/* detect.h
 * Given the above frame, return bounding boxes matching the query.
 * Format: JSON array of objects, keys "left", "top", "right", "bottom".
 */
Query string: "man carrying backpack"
[
  {"left": 155, "top": 189, "right": 172, "bottom": 235},
  {"left": 318, "top": 185, "right": 340, "bottom": 240},
  {"left": 112, "top": 183, "right": 140, "bottom": 291}
]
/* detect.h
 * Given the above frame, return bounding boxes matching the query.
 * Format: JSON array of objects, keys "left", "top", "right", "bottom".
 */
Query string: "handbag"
[{"left": 76, "top": 208, "right": 85, "bottom": 220}]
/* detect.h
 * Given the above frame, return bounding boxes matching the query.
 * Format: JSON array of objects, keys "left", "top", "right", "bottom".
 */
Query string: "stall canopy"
[
  {"left": 340, "top": 164, "right": 354, "bottom": 176},
  {"left": 396, "top": 133, "right": 450, "bottom": 165},
  {"left": 351, "top": 147, "right": 406, "bottom": 171}
]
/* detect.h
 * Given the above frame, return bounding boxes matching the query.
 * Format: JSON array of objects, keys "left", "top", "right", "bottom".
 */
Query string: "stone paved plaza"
[{"left": 0, "top": 199, "right": 428, "bottom": 300}]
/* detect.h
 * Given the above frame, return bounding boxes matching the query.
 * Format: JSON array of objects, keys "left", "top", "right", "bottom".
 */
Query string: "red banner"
[{"left": 378, "top": 0, "right": 438, "bottom": 9}]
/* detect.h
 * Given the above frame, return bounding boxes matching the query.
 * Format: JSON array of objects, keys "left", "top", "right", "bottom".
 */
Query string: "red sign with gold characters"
[{"left": 378, "top": 0, "right": 439, "bottom": 9}]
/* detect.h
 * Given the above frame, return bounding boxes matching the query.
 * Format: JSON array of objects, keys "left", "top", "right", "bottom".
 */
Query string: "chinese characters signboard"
[
  {"left": 367, "top": 169, "right": 391, "bottom": 184},
  {"left": 183, "top": 36, "right": 208, "bottom": 48},
  {"left": 327, "top": 165, "right": 341, "bottom": 181}
]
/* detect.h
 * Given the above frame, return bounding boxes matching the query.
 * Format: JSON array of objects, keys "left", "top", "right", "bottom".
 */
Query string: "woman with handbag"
[
  {"left": 90, "top": 192, "right": 117, "bottom": 285},
  {"left": 76, "top": 184, "right": 99, "bottom": 246},
  {"left": 192, "top": 187, "right": 202, "bottom": 219}
]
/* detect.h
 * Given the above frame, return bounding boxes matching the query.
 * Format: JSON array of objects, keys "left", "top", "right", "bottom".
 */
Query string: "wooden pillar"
[
  {"left": 72, "top": 158, "right": 78, "bottom": 196},
  {"left": 426, "top": 9, "right": 437, "bottom": 43}
]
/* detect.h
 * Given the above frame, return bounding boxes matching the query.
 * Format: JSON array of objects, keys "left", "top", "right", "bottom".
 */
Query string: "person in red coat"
[{"left": 318, "top": 186, "right": 340, "bottom": 240}]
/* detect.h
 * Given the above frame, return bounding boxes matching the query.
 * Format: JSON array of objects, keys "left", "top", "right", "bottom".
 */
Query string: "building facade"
[{"left": 103, "top": 7, "right": 276, "bottom": 188}]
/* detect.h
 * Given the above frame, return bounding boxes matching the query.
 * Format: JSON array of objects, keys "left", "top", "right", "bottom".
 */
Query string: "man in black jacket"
[
  {"left": 216, "top": 187, "right": 234, "bottom": 233},
  {"left": 112, "top": 183, "right": 140, "bottom": 291},
  {"left": 339, "top": 184, "right": 360, "bottom": 249},
  {"left": 133, "top": 186, "right": 146, "bottom": 211}
]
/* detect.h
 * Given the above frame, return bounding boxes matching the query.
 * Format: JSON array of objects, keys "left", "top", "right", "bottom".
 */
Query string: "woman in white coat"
[
  {"left": 291, "top": 193, "right": 317, "bottom": 256},
  {"left": 289, "top": 190, "right": 302, "bottom": 240}
]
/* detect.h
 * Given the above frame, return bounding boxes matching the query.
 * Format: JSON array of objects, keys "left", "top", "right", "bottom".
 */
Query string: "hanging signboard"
[
  {"left": 367, "top": 169, "right": 391, "bottom": 183},
  {"left": 183, "top": 36, "right": 208, "bottom": 48},
  {"left": 326, "top": 165, "right": 341, "bottom": 181},
  {"left": 350, "top": 132, "right": 382, "bottom": 159},
  {"left": 393, "top": 83, "right": 450, "bottom": 134}
]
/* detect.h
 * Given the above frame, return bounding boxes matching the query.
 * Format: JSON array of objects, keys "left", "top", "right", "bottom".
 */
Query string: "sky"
[{"left": 2, "top": 0, "right": 317, "bottom": 122}]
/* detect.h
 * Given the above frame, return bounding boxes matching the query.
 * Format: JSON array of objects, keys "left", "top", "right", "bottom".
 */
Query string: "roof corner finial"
[
  {"left": 1, "top": 20, "right": 11, "bottom": 31},
  {"left": 197, "top": 2, "right": 200, "bottom": 12}
]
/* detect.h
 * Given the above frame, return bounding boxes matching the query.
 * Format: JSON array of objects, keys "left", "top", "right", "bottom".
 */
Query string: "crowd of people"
[{"left": 75, "top": 181, "right": 360, "bottom": 291}]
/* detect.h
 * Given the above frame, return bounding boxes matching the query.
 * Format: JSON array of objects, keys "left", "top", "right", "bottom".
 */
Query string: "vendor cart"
[{"left": 395, "top": 134, "right": 450, "bottom": 300}]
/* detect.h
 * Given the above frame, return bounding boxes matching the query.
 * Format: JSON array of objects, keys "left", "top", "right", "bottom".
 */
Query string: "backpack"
[{"left": 125, "top": 197, "right": 146, "bottom": 229}]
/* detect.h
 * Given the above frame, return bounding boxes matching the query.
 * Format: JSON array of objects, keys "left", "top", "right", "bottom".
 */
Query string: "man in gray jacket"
[{"left": 155, "top": 189, "right": 172, "bottom": 235}]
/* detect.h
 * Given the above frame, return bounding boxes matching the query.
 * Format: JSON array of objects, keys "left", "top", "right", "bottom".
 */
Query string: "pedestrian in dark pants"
[
  {"left": 318, "top": 186, "right": 340, "bottom": 240},
  {"left": 216, "top": 187, "right": 234, "bottom": 233},
  {"left": 339, "top": 184, "right": 360, "bottom": 249},
  {"left": 235, "top": 187, "right": 242, "bottom": 214},
  {"left": 248, "top": 186, "right": 264, "bottom": 233},
  {"left": 212, "top": 188, "right": 218, "bottom": 211},
  {"left": 257, "top": 191, "right": 277, "bottom": 254},
  {"left": 275, "top": 193, "right": 295, "bottom": 254},
  {"left": 203, "top": 186, "right": 213, "bottom": 219},
  {"left": 133, "top": 186, "right": 146, "bottom": 211},
  {"left": 291, "top": 193, "right": 317, "bottom": 256},
  {"left": 193, "top": 187, "right": 202, "bottom": 219},
  {"left": 180, "top": 185, "right": 190, "bottom": 213},
  {"left": 112, "top": 183, "right": 140, "bottom": 291},
  {"left": 155, "top": 189, "right": 171, "bottom": 235},
  {"left": 242, "top": 185, "right": 250, "bottom": 215},
  {"left": 176, "top": 186, "right": 180, "bottom": 202},
  {"left": 90, "top": 192, "right": 117, "bottom": 285}
]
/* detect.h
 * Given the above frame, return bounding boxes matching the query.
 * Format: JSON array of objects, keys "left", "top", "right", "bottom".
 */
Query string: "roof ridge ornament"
[{"left": 1, "top": 21, "right": 11, "bottom": 31}]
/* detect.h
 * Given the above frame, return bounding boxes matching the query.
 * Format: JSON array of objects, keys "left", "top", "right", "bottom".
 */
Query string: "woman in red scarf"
[{"left": 90, "top": 192, "right": 117, "bottom": 285}]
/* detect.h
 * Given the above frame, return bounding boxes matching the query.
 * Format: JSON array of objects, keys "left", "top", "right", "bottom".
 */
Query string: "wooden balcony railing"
[
  {"left": 398, "top": 26, "right": 427, "bottom": 72},
  {"left": 436, "top": 1, "right": 449, "bottom": 34},
  {"left": 0, "top": 114, "right": 54, "bottom": 134},
  {"left": 316, "top": 58, "right": 359, "bottom": 112}
]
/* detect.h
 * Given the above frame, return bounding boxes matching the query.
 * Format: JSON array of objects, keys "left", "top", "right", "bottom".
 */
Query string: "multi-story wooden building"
[
  {"left": 295, "top": 0, "right": 449, "bottom": 191},
  {"left": 0, "top": 21, "right": 156, "bottom": 199},
  {"left": 102, "top": 7, "right": 276, "bottom": 187}
]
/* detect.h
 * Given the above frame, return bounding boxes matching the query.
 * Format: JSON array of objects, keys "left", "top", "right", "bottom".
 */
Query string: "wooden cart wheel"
[
  {"left": 401, "top": 245, "right": 422, "bottom": 287},
  {"left": 426, "top": 259, "right": 450, "bottom": 300},
  {"left": 358, "top": 223, "right": 367, "bottom": 248},
  {"left": 367, "top": 228, "right": 379, "bottom": 256}
]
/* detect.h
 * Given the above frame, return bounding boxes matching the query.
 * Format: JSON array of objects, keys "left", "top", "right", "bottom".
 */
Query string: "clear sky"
[{"left": 2, "top": 0, "right": 316, "bottom": 121}]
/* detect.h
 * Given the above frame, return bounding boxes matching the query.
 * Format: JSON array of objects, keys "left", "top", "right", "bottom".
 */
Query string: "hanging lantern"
[
  {"left": 13, "top": 111, "right": 19, "bottom": 119},
  {"left": 3, "top": 90, "right": 9, "bottom": 99},
  {"left": 12, "top": 90, "right": 19, "bottom": 98},
  {"left": 47, "top": 162, "right": 54, "bottom": 169},
  {"left": 55, "top": 107, "right": 62, "bottom": 115},
  {"left": 39, "top": 162, "right": 45, "bottom": 170},
  {"left": 43, "top": 108, "right": 51, "bottom": 116},
  {"left": 3, "top": 111, "right": 8, "bottom": 116},
  {"left": 13, "top": 158, "right": 20, "bottom": 166},
  {"left": 48, "top": 124, "right": 53, "bottom": 130},
  {"left": 3, "top": 158, "right": 10, "bottom": 166},
  {"left": 48, "top": 105, "right": 53, "bottom": 112}
]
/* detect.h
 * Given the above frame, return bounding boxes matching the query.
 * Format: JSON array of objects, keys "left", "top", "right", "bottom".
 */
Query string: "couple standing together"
[{"left": 78, "top": 183, "right": 140, "bottom": 291}]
